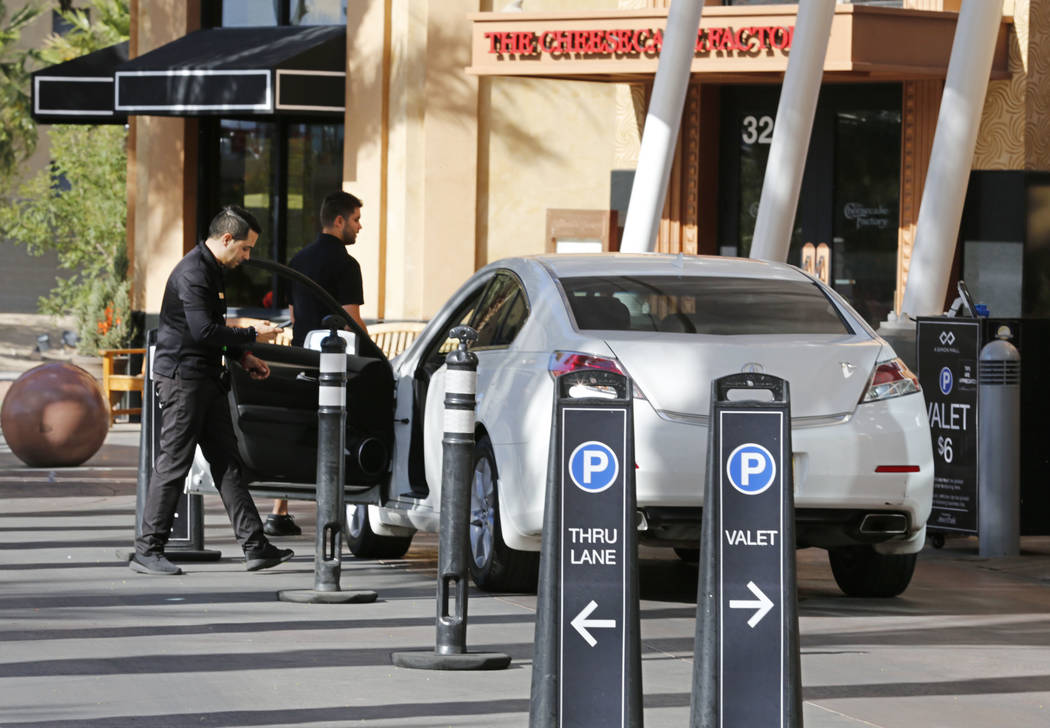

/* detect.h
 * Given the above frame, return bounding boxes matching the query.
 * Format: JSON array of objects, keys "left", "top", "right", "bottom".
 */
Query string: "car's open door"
[{"left": 226, "top": 258, "right": 394, "bottom": 505}]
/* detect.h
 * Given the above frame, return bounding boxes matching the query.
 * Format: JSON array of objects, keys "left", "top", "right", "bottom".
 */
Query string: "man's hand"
[
  {"left": 240, "top": 352, "right": 271, "bottom": 380},
  {"left": 254, "top": 321, "right": 283, "bottom": 343}
]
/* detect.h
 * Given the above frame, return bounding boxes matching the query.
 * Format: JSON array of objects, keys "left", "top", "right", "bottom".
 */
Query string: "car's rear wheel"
[
  {"left": 828, "top": 545, "right": 917, "bottom": 598},
  {"left": 344, "top": 504, "right": 413, "bottom": 559},
  {"left": 468, "top": 435, "right": 539, "bottom": 593}
]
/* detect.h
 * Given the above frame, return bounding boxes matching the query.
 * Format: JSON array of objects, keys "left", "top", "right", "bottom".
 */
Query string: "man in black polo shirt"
[
  {"left": 289, "top": 191, "right": 368, "bottom": 344},
  {"left": 264, "top": 191, "right": 368, "bottom": 536},
  {"left": 131, "top": 206, "right": 293, "bottom": 575}
]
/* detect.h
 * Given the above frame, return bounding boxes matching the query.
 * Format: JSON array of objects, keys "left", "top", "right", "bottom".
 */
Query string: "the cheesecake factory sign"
[{"left": 483, "top": 25, "right": 794, "bottom": 59}]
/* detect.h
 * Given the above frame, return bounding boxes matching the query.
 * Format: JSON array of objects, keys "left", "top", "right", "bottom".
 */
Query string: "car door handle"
[{"left": 296, "top": 371, "right": 319, "bottom": 384}]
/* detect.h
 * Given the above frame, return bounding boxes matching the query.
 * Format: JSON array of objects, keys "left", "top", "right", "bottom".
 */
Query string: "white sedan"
[{"left": 223, "top": 254, "right": 933, "bottom": 597}]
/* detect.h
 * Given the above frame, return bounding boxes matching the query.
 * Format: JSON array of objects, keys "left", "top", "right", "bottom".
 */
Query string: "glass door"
[{"left": 718, "top": 83, "right": 901, "bottom": 326}]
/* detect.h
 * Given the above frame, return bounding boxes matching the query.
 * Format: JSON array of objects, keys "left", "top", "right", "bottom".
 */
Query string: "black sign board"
[
  {"left": 559, "top": 405, "right": 631, "bottom": 727},
  {"left": 718, "top": 408, "right": 788, "bottom": 726},
  {"left": 917, "top": 319, "right": 980, "bottom": 534},
  {"left": 692, "top": 373, "right": 801, "bottom": 728}
]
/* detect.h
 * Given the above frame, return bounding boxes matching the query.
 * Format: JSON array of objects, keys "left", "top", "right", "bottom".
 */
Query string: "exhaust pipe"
[{"left": 859, "top": 513, "right": 908, "bottom": 535}]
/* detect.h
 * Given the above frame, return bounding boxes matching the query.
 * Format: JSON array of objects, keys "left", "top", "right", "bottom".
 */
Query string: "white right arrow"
[
  {"left": 728, "top": 581, "right": 775, "bottom": 628},
  {"left": 570, "top": 599, "right": 617, "bottom": 647}
]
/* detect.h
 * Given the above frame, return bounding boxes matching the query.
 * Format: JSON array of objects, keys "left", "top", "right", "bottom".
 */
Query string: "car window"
[
  {"left": 492, "top": 289, "right": 528, "bottom": 345},
  {"left": 420, "top": 284, "right": 486, "bottom": 373},
  {"left": 470, "top": 272, "right": 529, "bottom": 348},
  {"left": 560, "top": 275, "right": 851, "bottom": 335}
]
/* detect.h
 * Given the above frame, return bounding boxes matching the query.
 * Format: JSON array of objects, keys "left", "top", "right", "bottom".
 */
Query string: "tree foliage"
[
  {"left": 0, "top": 1, "right": 42, "bottom": 186},
  {"left": 0, "top": 0, "right": 131, "bottom": 353}
]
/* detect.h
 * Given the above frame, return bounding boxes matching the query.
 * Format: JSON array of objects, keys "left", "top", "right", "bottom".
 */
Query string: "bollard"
[
  {"left": 530, "top": 365, "right": 642, "bottom": 727},
  {"left": 691, "top": 373, "right": 802, "bottom": 728},
  {"left": 978, "top": 325, "right": 1021, "bottom": 558},
  {"left": 391, "top": 326, "right": 510, "bottom": 670},
  {"left": 279, "top": 316, "right": 376, "bottom": 604}
]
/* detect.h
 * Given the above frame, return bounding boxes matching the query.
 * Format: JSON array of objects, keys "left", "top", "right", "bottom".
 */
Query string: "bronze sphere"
[{"left": 0, "top": 362, "right": 109, "bottom": 468}]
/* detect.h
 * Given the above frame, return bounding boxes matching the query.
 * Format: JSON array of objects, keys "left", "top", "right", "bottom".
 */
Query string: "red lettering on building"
[{"left": 484, "top": 25, "right": 794, "bottom": 58}]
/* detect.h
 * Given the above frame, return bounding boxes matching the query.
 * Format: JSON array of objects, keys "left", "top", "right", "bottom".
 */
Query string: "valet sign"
[
  {"left": 719, "top": 411, "right": 787, "bottom": 727},
  {"left": 917, "top": 319, "right": 980, "bottom": 534},
  {"left": 560, "top": 407, "right": 629, "bottom": 727}
]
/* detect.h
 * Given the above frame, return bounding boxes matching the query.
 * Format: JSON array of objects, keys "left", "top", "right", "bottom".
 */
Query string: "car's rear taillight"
[
  {"left": 548, "top": 351, "right": 624, "bottom": 378},
  {"left": 548, "top": 351, "right": 647, "bottom": 401},
  {"left": 860, "top": 357, "right": 920, "bottom": 403}
]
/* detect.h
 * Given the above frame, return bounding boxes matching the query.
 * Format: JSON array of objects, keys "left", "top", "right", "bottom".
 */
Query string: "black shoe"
[
  {"left": 264, "top": 514, "right": 302, "bottom": 537},
  {"left": 245, "top": 544, "right": 295, "bottom": 572},
  {"left": 130, "top": 553, "right": 182, "bottom": 576}
]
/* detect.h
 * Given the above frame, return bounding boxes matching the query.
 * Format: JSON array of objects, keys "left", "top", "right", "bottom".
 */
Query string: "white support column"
[
  {"left": 900, "top": 0, "right": 1005, "bottom": 317},
  {"left": 748, "top": 0, "right": 835, "bottom": 263},
  {"left": 619, "top": 0, "right": 704, "bottom": 254}
]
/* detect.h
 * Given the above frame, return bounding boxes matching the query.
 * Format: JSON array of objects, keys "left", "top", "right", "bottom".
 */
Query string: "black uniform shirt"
[
  {"left": 154, "top": 242, "right": 257, "bottom": 380},
  {"left": 288, "top": 233, "right": 364, "bottom": 346}
]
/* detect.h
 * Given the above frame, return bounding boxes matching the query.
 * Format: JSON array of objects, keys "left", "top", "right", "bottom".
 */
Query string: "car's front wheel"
[
  {"left": 828, "top": 545, "right": 917, "bottom": 598},
  {"left": 468, "top": 435, "right": 539, "bottom": 593},
  {"left": 344, "top": 504, "right": 413, "bottom": 559}
]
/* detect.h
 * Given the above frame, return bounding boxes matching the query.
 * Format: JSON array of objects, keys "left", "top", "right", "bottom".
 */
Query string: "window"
[
  {"left": 201, "top": 3, "right": 346, "bottom": 311},
  {"left": 560, "top": 275, "right": 850, "bottom": 336},
  {"left": 470, "top": 273, "right": 530, "bottom": 348},
  {"left": 220, "top": 0, "right": 347, "bottom": 27}
]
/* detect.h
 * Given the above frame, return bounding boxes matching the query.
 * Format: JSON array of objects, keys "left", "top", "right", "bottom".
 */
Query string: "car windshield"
[{"left": 560, "top": 275, "right": 851, "bottom": 335}]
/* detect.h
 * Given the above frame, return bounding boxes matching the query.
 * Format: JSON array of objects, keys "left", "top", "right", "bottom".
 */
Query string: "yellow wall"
[
  {"left": 348, "top": 0, "right": 481, "bottom": 322},
  {"left": 479, "top": 0, "right": 635, "bottom": 268},
  {"left": 346, "top": 0, "right": 637, "bottom": 321},
  {"left": 130, "top": 1, "right": 196, "bottom": 314}
]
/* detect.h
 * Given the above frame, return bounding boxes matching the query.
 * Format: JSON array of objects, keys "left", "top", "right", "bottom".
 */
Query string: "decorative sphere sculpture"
[{"left": 0, "top": 362, "right": 109, "bottom": 467}]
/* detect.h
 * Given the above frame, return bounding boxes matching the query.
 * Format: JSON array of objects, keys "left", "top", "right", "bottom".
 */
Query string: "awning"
[
  {"left": 114, "top": 25, "right": 345, "bottom": 117},
  {"left": 31, "top": 42, "right": 128, "bottom": 124}
]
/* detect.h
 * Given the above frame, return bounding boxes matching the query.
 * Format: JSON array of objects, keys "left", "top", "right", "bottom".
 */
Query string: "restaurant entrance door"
[{"left": 718, "top": 83, "right": 902, "bottom": 326}]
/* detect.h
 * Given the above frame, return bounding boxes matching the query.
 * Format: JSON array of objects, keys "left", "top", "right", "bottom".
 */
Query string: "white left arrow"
[
  {"left": 571, "top": 599, "right": 617, "bottom": 647},
  {"left": 728, "top": 581, "right": 774, "bottom": 628}
]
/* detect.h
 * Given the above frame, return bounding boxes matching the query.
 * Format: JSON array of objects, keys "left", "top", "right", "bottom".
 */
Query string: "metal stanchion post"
[
  {"left": 279, "top": 317, "right": 377, "bottom": 604},
  {"left": 392, "top": 326, "right": 510, "bottom": 670}
]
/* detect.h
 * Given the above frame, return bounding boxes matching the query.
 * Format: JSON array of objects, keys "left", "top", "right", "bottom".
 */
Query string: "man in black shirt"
[
  {"left": 131, "top": 205, "right": 293, "bottom": 575},
  {"left": 288, "top": 191, "right": 367, "bottom": 344},
  {"left": 264, "top": 191, "right": 368, "bottom": 536}
]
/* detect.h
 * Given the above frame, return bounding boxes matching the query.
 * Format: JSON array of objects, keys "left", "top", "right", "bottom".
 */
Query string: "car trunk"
[{"left": 602, "top": 334, "right": 884, "bottom": 419}]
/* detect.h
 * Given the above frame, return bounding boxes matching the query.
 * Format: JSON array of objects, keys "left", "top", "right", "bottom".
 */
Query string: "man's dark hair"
[
  {"left": 209, "top": 205, "right": 262, "bottom": 241},
  {"left": 320, "top": 191, "right": 363, "bottom": 229}
]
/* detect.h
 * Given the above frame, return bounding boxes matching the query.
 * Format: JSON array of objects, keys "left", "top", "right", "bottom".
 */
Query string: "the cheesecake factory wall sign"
[{"left": 482, "top": 24, "right": 794, "bottom": 60}]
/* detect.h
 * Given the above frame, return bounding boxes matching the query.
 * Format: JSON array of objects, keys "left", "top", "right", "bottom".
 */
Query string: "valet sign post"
[
  {"left": 559, "top": 407, "right": 632, "bottom": 727},
  {"left": 529, "top": 368, "right": 642, "bottom": 728},
  {"left": 917, "top": 319, "right": 980, "bottom": 534},
  {"left": 691, "top": 373, "right": 801, "bottom": 728}
]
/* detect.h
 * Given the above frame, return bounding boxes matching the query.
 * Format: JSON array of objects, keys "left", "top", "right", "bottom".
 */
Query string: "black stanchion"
[
  {"left": 279, "top": 318, "right": 376, "bottom": 604},
  {"left": 392, "top": 326, "right": 510, "bottom": 671},
  {"left": 691, "top": 373, "right": 802, "bottom": 728},
  {"left": 530, "top": 366, "right": 642, "bottom": 728},
  {"left": 120, "top": 329, "right": 221, "bottom": 562}
]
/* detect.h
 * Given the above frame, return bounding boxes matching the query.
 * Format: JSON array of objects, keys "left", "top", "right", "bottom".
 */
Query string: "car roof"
[{"left": 518, "top": 253, "right": 811, "bottom": 282}]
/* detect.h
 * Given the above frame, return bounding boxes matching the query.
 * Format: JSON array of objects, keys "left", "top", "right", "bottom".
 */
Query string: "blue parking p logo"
[
  {"left": 939, "top": 366, "right": 953, "bottom": 395},
  {"left": 726, "top": 443, "right": 776, "bottom": 496},
  {"left": 569, "top": 441, "right": 619, "bottom": 493}
]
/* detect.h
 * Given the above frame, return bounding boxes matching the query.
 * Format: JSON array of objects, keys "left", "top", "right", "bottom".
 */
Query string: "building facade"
[{"left": 118, "top": 0, "right": 1048, "bottom": 330}]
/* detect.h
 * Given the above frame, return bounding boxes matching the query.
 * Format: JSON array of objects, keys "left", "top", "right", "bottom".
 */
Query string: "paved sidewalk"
[{"left": 1, "top": 426, "right": 1049, "bottom": 727}]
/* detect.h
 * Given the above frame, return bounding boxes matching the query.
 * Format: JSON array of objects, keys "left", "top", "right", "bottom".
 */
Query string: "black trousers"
[{"left": 136, "top": 373, "right": 267, "bottom": 558}]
